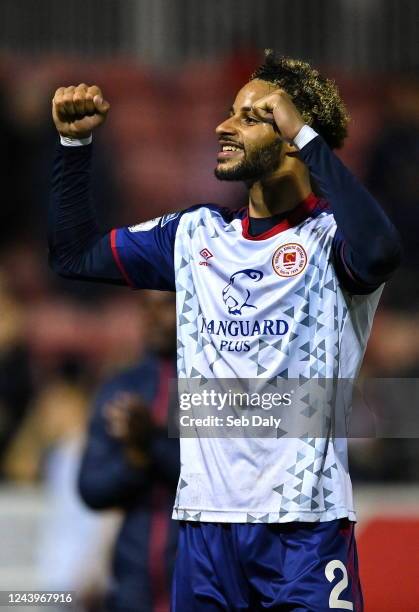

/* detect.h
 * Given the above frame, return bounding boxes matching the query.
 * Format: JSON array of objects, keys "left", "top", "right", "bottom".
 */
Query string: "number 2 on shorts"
[{"left": 325, "top": 559, "right": 354, "bottom": 610}]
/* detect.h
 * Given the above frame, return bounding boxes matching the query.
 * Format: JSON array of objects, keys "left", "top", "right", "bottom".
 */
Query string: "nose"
[{"left": 215, "top": 116, "right": 237, "bottom": 137}]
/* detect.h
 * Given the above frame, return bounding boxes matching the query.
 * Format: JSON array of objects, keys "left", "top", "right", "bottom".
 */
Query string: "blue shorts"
[{"left": 171, "top": 519, "right": 363, "bottom": 611}]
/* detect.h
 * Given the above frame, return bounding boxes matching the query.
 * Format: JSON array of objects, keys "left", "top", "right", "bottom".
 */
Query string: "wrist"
[
  {"left": 287, "top": 120, "right": 306, "bottom": 142},
  {"left": 293, "top": 124, "right": 318, "bottom": 150},
  {"left": 60, "top": 134, "right": 92, "bottom": 147}
]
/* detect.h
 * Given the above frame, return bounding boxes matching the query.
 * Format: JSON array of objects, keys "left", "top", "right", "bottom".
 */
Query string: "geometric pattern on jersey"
[
  {"left": 171, "top": 203, "right": 382, "bottom": 523},
  {"left": 115, "top": 200, "right": 382, "bottom": 523}
]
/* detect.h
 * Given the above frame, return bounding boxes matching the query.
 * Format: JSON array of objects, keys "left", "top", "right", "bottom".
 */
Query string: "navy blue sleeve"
[
  {"left": 111, "top": 212, "right": 181, "bottom": 290},
  {"left": 49, "top": 143, "right": 125, "bottom": 284},
  {"left": 49, "top": 143, "right": 181, "bottom": 290},
  {"left": 299, "top": 136, "right": 402, "bottom": 294},
  {"left": 78, "top": 382, "right": 150, "bottom": 510}
]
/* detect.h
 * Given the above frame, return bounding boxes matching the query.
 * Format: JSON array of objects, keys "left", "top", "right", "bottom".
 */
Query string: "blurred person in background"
[
  {"left": 0, "top": 272, "right": 33, "bottom": 476},
  {"left": 78, "top": 291, "right": 179, "bottom": 612},
  {"left": 3, "top": 361, "right": 115, "bottom": 610}
]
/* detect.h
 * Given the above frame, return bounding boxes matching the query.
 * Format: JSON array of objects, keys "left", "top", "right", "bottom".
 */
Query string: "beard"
[{"left": 214, "top": 139, "right": 283, "bottom": 182}]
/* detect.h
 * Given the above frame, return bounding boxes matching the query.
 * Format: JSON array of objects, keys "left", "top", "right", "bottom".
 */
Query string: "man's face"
[{"left": 215, "top": 79, "right": 283, "bottom": 182}]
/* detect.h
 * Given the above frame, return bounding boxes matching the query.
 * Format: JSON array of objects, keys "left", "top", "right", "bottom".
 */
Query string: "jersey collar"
[{"left": 241, "top": 192, "right": 320, "bottom": 241}]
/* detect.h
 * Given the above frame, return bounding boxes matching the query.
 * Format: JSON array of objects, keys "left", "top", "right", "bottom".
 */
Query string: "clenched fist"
[
  {"left": 252, "top": 89, "right": 305, "bottom": 142},
  {"left": 52, "top": 83, "right": 110, "bottom": 139}
]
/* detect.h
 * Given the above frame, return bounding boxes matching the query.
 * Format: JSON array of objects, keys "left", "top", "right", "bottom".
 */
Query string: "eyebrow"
[{"left": 229, "top": 106, "right": 253, "bottom": 115}]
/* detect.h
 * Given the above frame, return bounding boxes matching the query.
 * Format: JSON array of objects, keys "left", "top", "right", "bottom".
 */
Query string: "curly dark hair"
[{"left": 251, "top": 50, "right": 349, "bottom": 149}]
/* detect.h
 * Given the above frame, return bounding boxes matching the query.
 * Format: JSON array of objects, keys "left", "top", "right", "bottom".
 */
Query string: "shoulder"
[
  {"left": 124, "top": 203, "right": 240, "bottom": 239},
  {"left": 179, "top": 203, "right": 243, "bottom": 225},
  {"left": 311, "top": 197, "right": 334, "bottom": 221},
  {"left": 175, "top": 203, "right": 245, "bottom": 242},
  {"left": 296, "top": 198, "right": 336, "bottom": 238},
  {"left": 310, "top": 198, "right": 337, "bottom": 232}
]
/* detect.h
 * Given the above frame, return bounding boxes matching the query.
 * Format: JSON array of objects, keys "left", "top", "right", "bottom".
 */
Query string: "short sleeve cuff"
[{"left": 293, "top": 125, "right": 318, "bottom": 150}]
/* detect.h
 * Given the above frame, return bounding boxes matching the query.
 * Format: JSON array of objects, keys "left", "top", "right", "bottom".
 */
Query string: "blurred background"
[{"left": 0, "top": 1, "right": 418, "bottom": 610}]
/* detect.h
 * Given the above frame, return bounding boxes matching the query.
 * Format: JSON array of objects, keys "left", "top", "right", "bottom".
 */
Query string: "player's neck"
[{"left": 248, "top": 175, "right": 311, "bottom": 219}]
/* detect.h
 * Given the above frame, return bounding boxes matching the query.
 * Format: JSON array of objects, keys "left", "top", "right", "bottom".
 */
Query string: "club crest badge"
[{"left": 272, "top": 243, "right": 307, "bottom": 277}]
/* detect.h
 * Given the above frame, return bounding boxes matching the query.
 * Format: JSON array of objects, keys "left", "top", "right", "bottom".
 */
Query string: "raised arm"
[
  {"left": 49, "top": 84, "right": 179, "bottom": 290},
  {"left": 296, "top": 127, "right": 402, "bottom": 293},
  {"left": 253, "top": 89, "right": 402, "bottom": 294},
  {"left": 49, "top": 84, "right": 123, "bottom": 283}
]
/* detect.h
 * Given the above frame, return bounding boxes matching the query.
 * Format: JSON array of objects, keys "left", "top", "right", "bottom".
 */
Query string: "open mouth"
[{"left": 217, "top": 143, "right": 244, "bottom": 161}]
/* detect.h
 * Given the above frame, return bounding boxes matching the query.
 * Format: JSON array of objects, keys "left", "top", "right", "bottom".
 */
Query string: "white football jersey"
[{"left": 114, "top": 196, "right": 382, "bottom": 523}]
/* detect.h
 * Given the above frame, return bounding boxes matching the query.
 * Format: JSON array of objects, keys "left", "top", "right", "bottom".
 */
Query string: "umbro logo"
[{"left": 199, "top": 248, "right": 213, "bottom": 266}]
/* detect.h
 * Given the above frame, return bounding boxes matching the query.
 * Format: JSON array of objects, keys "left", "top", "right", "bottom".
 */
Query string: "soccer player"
[{"left": 49, "top": 51, "right": 401, "bottom": 611}]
